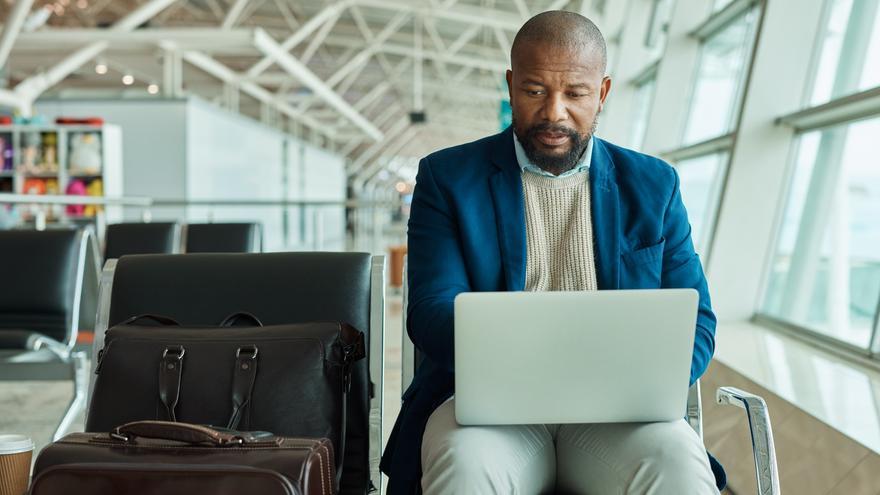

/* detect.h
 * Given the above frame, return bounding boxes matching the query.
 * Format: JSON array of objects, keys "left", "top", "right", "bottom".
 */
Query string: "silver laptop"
[{"left": 454, "top": 289, "right": 698, "bottom": 425}]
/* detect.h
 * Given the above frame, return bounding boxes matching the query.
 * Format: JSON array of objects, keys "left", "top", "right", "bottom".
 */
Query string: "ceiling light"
[
  {"left": 122, "top": 74, "right": 134, "bottom": 85},
  {"left": 147, "top": 83, "right": 159, "bottom": 95},
  {"left": 95, "top": 61, "right": 108, "bottom": 74}
]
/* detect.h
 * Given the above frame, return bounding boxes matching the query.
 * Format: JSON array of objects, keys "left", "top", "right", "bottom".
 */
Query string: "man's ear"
[
  {"left": 598, "top": 76, "right": 612, "bottom": 112},
  {"left": 506, "top": 70, "right": 514, "bottom": 102}
]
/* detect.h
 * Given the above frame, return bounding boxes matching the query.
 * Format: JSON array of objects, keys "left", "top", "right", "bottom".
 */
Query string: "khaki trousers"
[{"left": 421, "top": 399, "right": 719, "bottom": 495}]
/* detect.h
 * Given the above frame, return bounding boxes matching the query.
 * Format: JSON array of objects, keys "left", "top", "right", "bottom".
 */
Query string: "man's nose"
[{"left": 540, "top": 93, "right": 568, "bottom": 123}]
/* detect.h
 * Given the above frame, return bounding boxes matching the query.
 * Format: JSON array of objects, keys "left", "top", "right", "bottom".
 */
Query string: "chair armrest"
[
  {"left": 716, "top": 386, "right": 781, "bottom": 495},
  {"left": 29, "top": 335, "right": 71, "bottom": 360},
  {"left": 0, "top": 331, "right": 69, "bottom": 359}
]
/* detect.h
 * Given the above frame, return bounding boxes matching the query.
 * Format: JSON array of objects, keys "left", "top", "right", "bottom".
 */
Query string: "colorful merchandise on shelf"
[
  {"left": 1, "top": 122, "right": 120, "bottom": 223},
  {"left": 55, "top": 117, "right": 104, "bottom": 125},
  {"left": 23, "top": 178, "right": 46, "bottom": 195},
  {"left": 20, "top": 131, "right": 59, "bottom": 175},
  {"left": 12, "top": 115, "right": 47, "bottom": 125},
  {"left": 68, "top": 132, "right": 102, "bottom": 174},
  {"left": 0, "top": 135, "right": 11, "bottom": 171},
  {"left": 83, "top": 178, "right": 103, "bottom": 217},
  {"left": 65, "top": 179, "right": 87, "bottom": 216}
]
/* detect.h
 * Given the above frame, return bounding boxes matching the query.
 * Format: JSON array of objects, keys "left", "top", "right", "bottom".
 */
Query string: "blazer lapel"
[
  {"left": 489, "top": 128, "right": 527, "bottom": 291},
  {"left": 589, "top": 138, "right": 621, "bottom": 290}
]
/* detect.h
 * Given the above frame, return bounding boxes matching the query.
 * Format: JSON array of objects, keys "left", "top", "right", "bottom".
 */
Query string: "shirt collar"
[{"left": 513, "top": 132, "right": 593, "bottom": 178}]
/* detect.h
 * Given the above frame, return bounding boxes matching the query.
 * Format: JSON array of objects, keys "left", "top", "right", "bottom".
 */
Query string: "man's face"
[{"left": 506, "top": 42, "right": 611, "bottom": 175}]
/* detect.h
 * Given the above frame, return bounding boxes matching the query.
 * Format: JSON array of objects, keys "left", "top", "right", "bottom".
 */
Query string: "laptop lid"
[{"left": 454, "top": 289, "right": 698, "bottom": 425}]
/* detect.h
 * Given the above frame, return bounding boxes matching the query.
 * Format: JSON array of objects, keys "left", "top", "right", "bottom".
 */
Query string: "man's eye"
[
  {"left": 568, "top": 93, "right": 587, "bottom": 98},
  {"left": 527, "top": 90, "right": 544, "bottom": 96}
]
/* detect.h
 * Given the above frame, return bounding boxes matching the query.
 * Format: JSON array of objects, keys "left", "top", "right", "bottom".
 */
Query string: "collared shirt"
[{"left": 513, "top": 132, "right": 594, "bottom": 178}]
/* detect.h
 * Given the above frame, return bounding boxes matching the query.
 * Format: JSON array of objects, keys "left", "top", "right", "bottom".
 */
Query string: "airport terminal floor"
[{"left": 2, "top": 0, "right": 880, "bottom": 494}]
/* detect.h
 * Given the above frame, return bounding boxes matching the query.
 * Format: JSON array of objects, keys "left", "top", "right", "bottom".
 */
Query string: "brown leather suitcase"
[{"left": 30, "top": 421, "right": 335, "bottom": 495}]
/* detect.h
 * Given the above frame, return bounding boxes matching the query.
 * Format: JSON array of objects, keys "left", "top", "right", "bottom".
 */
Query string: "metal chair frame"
[{"left": 0, "top": 228, "right": 99, "bottom": 440}]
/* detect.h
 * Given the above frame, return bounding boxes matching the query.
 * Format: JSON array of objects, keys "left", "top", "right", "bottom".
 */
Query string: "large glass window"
[
  {"left": 645, "top": 0, "right": 675, "bottom": 59},
  {"left": 628, "top": 77, "right": 657, "bottom": 150},
  {"left": 762, "top": 116, "right": 880, "bottom": 349},
  {"left": 674, "top": 152, "right": 728, "bottom": 254},
  {"left": 713, "top": 0, "right": 736, "bottom": 12},
  {"left": 809, "top": 0, "right": 880, "bottom": 106},
  {"left": 682, "top": 9, "right": 758, "bottom": 144}
]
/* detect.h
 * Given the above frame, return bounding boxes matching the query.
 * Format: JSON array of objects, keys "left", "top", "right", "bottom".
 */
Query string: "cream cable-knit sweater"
[{"left": 522, "top": 169, "right": 598, "bottom": 292}]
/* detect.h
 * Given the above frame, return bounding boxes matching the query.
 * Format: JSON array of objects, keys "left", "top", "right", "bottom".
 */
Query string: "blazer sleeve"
[
  {"left": 406, "top": 157, "right": 471, "bottom": 372},
  {"left": 661, "top": 168, "right": 717, "bottom": 385}
]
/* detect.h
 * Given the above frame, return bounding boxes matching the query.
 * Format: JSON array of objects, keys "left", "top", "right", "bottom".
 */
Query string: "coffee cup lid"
[{"left": 0, "top": 435, "right": 34, "bottom": 455}]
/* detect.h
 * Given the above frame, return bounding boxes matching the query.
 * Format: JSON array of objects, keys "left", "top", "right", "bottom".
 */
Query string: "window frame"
[{"left": 756, "top": 111, "right": 880, "bottom": 358}]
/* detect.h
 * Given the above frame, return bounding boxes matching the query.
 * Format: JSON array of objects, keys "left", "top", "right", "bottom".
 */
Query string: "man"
[{"left": 380, "top": 10, "right": 720, "bottom": 494}]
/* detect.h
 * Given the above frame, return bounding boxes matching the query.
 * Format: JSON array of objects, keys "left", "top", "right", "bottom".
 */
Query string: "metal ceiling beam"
[
  {"left": 246, "top": 0, "right": 353, "bottom": 79},
  {"left": 14, "top": 28, "right": 258, "bottom": 52},
  {"left": 222, "top": 0, "right": 250, "bottom": 29},
  {"left": 322, "top": 35, "right": 507, "bottom": 72},
  {"left": 180, "top": 49, "right": 335, "bottom": 139},
  {"left": 299, "top": 10, "right": 342, "bottom": 65},
  {"left": 355, "top": 127, "right": 420, "bottom": 185},
  {"left": 0, "top": 89, "right": 25, "bottom": 110},
  {"left": 356, "top": 0, "right": 523, "bottom": 31},
  {"left": 252, "top": 28, "right": 383, "bottom": 141},
  {"left": 14, "top": 0, "right": 177, "bottom": 101},
  {"left": 512, "top": 0, "right": 531, "bottom": 20},
  {"left": 295, "top": 10, "right": 410, "bottom": 115},
  {"left": 273, "top": 0, "right": 300, "bottom": 31},
  {"left": 0, "top": 0, "right": 35, "bottom": 68},
  {"left": 348, "top": 117, "right": 409, "bottom": 172}
]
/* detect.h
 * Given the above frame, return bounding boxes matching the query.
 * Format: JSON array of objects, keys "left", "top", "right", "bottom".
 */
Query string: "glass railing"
[{"left": 0, "top": 193, "right": 409, "bottom": 256}]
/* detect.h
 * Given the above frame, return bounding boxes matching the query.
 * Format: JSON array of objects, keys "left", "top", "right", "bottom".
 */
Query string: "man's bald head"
[
  {"left": 511, "top": 10, "right": 607, "bottom": 73},
  {"left": 506, "top": 10, "right": 612, "bottom": 176}
]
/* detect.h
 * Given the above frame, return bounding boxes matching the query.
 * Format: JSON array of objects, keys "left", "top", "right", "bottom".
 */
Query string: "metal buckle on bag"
[
  {"left": 235, "top": 345, "right": 258, "bottom": 359},
  {"left": 162, "top": 345, "right": 185, "bottom": 359}
]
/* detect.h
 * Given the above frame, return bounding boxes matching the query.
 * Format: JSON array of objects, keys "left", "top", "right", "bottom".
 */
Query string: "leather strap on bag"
[
  {"left": 227, "top": 345, "right": 259, "bottom": 430},
  {"left": 121, "top": 314, "right": 181, "bottom": 326},
  {"left": 219, "top": 312, "right": 264, "bottom": 327},
  {"left": 158, "top": 345, "right": 185, "bottom": 422},
  {"left": 109, "top": 421, "right": 278, "bottom": 446}
]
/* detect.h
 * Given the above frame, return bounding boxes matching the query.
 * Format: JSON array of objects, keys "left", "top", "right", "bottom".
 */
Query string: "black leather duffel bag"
[
  {"left": 85, "top": 314, "right": 365, "bottom": 485},
  {"left": 32, "top": 421, "right": 335, "bottom": 495}
]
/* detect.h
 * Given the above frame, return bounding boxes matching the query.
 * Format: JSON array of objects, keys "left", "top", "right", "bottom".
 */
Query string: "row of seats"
[
  {"left": 0, "top": 227, "right": 385, "bottom": 492},
  {"left": 104, "top": 222, "right": 263, "bottom": 259},
  {"left": 103, "top": 222, "right": 262, "bottom": 259}
]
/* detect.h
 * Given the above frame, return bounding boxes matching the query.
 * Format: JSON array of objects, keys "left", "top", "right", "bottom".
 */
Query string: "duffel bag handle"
[
  {"left": 219, "top": 312, "right": 264, "bottom": 327},
  {"left": 112, "top": 421, "right": 251, "bottom": 446},
  {"left": 119, "top": 314, "right": 181, "bottom": 327}
]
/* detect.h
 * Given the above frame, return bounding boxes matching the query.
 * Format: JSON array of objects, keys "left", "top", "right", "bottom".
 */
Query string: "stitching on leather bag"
[
  {"left": 317, "top": 448, "right": 326, "bottom": 495},
  {"left": 322, "top": 443, "right": 332, "bottom": 495}
]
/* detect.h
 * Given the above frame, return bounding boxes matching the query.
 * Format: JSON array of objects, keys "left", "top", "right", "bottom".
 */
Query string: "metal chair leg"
[
  {"left": 686, "top": 381, "right": 703, "bottom": 441},
  {"left": 717, "top": 386, "right": 781, "bottom": 495},
  {"left": 52, "top": 351, "right": 88, "bottom": 441}
]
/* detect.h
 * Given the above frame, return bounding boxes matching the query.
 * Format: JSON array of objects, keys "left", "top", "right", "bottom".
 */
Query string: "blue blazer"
[{"left": 380, "top": 127, "right": 718, "bottom": 493}]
